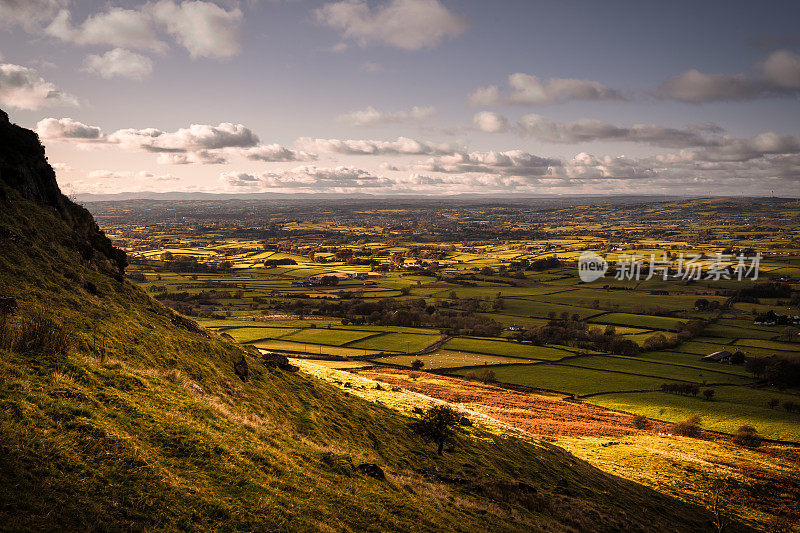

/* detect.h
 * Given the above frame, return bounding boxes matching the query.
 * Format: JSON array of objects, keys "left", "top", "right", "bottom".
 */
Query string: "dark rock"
[
  {"left": 356, "top": 463, "right": 385, "bottom": 480},
  {"left": 412, "top": 406, "right": 423, "bottom": 415},
  {"left": 0, "top": 107, "right": 127, "bottom": 278},
  {"left": 0, "top": 297, "right": 18, "bottom": 315},
  {"left": 234, "top": 355, "right": 249, "bottom": 381},
  {"left": 261, "top": 351, "right": 299, "bottom": 372},
  {"left": 459, "top": 416, "right": 472, "bottom": 426},
  {"left": 170, "top": 313, "right": 209, "bottom": 337}
]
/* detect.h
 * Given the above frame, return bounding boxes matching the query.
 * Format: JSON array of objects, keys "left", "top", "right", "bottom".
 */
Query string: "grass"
[
  {"left": 372, "top": 351, "right": 538, "bottom": 369},
  {"left": 443, "top": 337, "right": 573, "bottom": 361},
  {"left": 586, "top": 388, "right": 800, "bottom": 441},
  {"left": 588, "top": 313, "right": 687, "bottom": 331},
  {"left": 280, "top": 328, "right": 376, "bottom": 346},
  {"left": 451, "top": 364, "right": 669, "bottom": 396},
  {"left": 348, "top": 332, "right": 443, "bottom": 353},
  {"left": 565, "top": 355, "right": 753, "bottom": 385},
  {"left": 0, "top": 183, "right": 727, "bottom": 531}
]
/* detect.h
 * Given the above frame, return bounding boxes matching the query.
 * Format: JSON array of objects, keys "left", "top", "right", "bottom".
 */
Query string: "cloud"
[
  {"left": 361, "top": 61, "right": 384, "bottom": 73},
  {"left": 237, "top": 144, "right": 317, "bottom": 162},
  {"left": 315, "top": 0, "right": 467, "bottom": 51},
  {"left": 149, "top": 0, "right": 243, "bottom": 59},
  {"left": 83, "top": 48, "right": 154, "bottom": 80},
  {"left": 414, "top": 150, "right": 559, "bottom": 177},
  {"left": 0, "top": 0, "right": 66, "bottom": 31},
  {"left": 469, "top": 73, "right": 627, "bottom": 106},
  {"left": 338, "top": 105, "right": 435, "bottom": 126},
  {"left": 0, "top": 63, "right": 77, "bottom": 110},
  {"left": 220, "top": 165, "right": 392, "bottom": 191},
  {"left": 45, "top": 6, "right": 166, "bottom": 52},
  {"left": 45, "top": 1, "right": 243, "bottom": 59},
  {"left": 516, "top": 114, "right": 715, "bottom": 148},
  {"left": 87, "top": 169, "right": 176, "bottom": 181},
  {"left": 472, "top": 111, "right": 508, "bottom": 133},
  {"left": 296, "top": 136, "right": 453, "bottom": 155},
  {"left": 35, "top": 117, "right": 102, "bottom": 139},
  {"left": 762, "top": 49, "right": 800, "bottom": 88},
  {"left": 659, "top": 49, "right": 800, "bottom": 103},
  {"left": 107, "top": 122, "right": 260, "bottom": 152}
]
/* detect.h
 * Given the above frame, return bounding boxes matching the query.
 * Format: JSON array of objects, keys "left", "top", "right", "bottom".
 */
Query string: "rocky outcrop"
[{"left": 0, "top": 108, "right": 127, "bottom": 279}]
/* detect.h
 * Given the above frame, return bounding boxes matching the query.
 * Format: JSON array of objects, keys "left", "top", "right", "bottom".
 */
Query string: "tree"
[
  {"left": 768, "top": 398, "right": 779, "bottom": 409},
  {"left": 703, "top": 389, "right": 715, "bottom": 401},
  {"left": 410, "top": 359, "right": 425, "bottom": 371},
  {"left": 411, "top": 405, "right": 461, "bottom": 455}
]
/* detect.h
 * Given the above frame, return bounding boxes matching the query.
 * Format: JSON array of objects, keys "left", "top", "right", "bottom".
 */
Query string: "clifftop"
[{"left": 0, "top": 107, "right": 126, "bottom": 277}]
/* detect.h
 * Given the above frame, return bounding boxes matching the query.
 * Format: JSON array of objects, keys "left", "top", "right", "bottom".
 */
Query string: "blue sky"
[{"left": 1, "top": 0, "right": 799, "bottom": 196}]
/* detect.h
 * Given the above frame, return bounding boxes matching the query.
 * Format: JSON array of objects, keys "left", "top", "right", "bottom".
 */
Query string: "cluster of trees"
[
  {"left": 158, "top": 253, "right": 232, "bottom": 273},
  {"left": 263, "top": 258, "right": 296, "bottom": 268},
  {"left": 746, "top": 356, "right": 800, "bottom": 389},
  {"left": 274, "top": 296, "right": 503, "bottom": 337},
  {"left": 511, "top": 318, "right": 641, "bottom": 356},
  {"left": 661, "top": 382, "right": 701, "bottom": 396}
]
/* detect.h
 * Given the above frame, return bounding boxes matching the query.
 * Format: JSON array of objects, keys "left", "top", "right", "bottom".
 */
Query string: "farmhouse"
[
  {"left": 702, "top": 350, "right": 732, "bottom": 363},
  {"left": 506, "top": 324, "right": 525, "bottom": 332}
]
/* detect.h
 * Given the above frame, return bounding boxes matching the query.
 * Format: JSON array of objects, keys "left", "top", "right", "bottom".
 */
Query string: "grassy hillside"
[{"left": 0, "top": 116, "right": 742, "bottom": 531}]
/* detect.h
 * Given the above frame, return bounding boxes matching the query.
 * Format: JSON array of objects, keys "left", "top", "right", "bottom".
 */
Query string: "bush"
[
  {"left": 632, "top": 414, "right": 650, "bottom": 429},
  {"left": 670, "top": 415, "right": 702, "bottom": 437},
  {"left": 465, "top": 368, "right": 496, "bottom": 383},
  {"left": 732, "top": 425, "right": 761, "bottom": 448},
  {"left": 410, "top": 359, "right": 424, "bottom": 371},
  {"left": 4, "top": 307, "right": 72, "bottom": 356}
]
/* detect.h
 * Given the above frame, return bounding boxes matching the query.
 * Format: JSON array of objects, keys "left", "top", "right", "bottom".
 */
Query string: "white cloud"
[
  {"left": 361, "top": 61, "right": 384, "bottom": 73},
  {"left": 107, "top": 122, "right": 259, "bottom": 152},
  {"left": 150, "top": 0, "right": 243, "bottom": 59},
  {"left": 220, "top": 166, "right": 392, "bottom": 191},
  {"left": 315, "top": 0, "right": 467, "bottom": 51},
  {"left": 414, "top": 150, "right": 559, "bottom": 177},
  {"left": 46, "top": 7, "right": 167, "bottom": 52},
  {"left": 659, "top": 49, "right": 800, "bottom": 103},
  {"left": 472, "top": 111, "right": 508, "bottom": 133},
  {"left": 0, "top": 0, "right": 67, "bottom": 31},
  {"left": 762, "top": 49, "right": 800, "bottom": 89},
  {"left": 469, "top": 73, "right": 627, "bottom": 106},
  {"left": 35, "top": 117, "right": 102, "bottom": 139},
  {"left": 45, "top": 1, "right": 243, "bottom": 59},
  {"left": 297, "top": 136, "right": 452, "bottom": 155},
  {"left": 516, "top": 114, "right": 714, "bottom": 148},
  {"left": 0, "top": 63, "right": 77, "bottom": 110},
  {"left": 237, "top": 144, "right": 317, "bottom": 162},
  {"left": 83, "top": 48, "right": 154, "bottom": 80},
  {"left": 338, "top": 105, "right": 435, "bottom": 126}
]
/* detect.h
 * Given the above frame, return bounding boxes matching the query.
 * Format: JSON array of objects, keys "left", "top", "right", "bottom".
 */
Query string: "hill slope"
[{"left": 0, "top": 108, "right": 741, "bottom": 531}]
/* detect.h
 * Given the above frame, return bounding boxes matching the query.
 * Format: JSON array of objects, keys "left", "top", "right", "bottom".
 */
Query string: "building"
[{"left": 701, "top": 350, "right": 732, "bottom": 364}]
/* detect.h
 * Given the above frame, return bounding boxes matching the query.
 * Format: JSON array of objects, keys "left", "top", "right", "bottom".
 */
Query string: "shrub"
[
  {"left": 703, "top": 389, "right": 715, "bottom": 401},
  {"left": 410, "top": 359, "right": 424, "bottom": 371},
  {"left": 732, "top": 425, "right": 761, "bottom": 448},
  {"left": 6, "top": 307, "right": 72, "bottom": 356},
  {"left": 670, "top": 415, "right": 702, "bottom": 437},
  {"left": 465, "top": 368, "right": 496, "bottom": 383},
  {"left": 632, "top": 414, "right": 650, "bottom": 429}
]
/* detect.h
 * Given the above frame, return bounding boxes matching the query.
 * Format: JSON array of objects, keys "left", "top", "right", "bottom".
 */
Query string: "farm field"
[{"left": 106, "top": 196, "right": 800, "bottom": 452}]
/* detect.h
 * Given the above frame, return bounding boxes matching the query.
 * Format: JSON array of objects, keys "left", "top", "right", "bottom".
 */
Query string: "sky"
[{"left": 1, "top": 0, "right": 799, "bottom": 197}]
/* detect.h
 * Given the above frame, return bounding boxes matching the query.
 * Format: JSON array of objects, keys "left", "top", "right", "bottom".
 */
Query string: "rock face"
[{"left": 0, "top": 107, "right": 127, "bottom": 279}]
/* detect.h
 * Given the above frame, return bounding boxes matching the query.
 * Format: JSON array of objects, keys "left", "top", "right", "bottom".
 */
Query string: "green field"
[
  {"left": 373, "top": 351, "right": 537, "bottom": 369},
  {"left": 454, "top": 364, "right": 670, "bottom": 396},
  {"left": 443, "top": 337, "right": 573, "bottom": 361},
  {"left": 588, "top": 389, "right": 800, "bottom": 441},
  {"left": 348, "top": 332, "right": 443, "bottom": 353}
]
